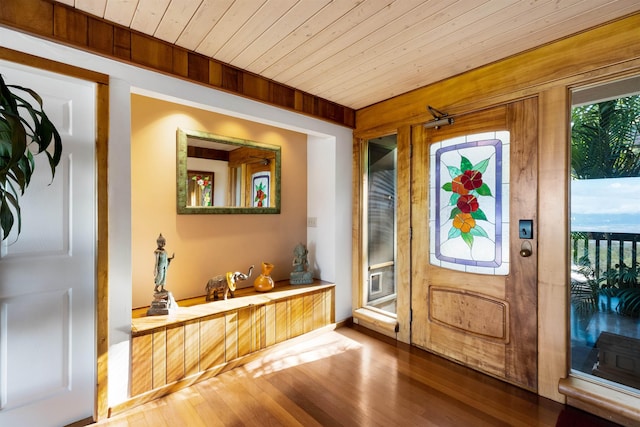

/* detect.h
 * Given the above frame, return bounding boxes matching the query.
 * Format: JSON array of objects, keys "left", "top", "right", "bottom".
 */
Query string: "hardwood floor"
[{"left": 94, "top": 326, "right": 620, "bottom": 427}]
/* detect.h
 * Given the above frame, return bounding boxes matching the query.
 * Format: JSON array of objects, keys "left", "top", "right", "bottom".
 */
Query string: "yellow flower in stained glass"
[{"left": 452, "top": 213, "right": 476, "bottom": 233}]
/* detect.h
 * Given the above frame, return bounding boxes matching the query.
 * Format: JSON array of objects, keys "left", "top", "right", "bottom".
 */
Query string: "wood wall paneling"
[
  {"left": 237, "top": 307, "right": 252, "bottom": 357},
  {"left": 243, "top": 73, "right": 270, "bottom": 103},
  {"left": 252, "top": 304, "right": 265, "bottom": 352},
  {"left": 354, "top": 12, "right": 640, "bottom": 420},
  {"left": 355, "top": 15, "right": 640, "bottom": 133},
  {"left": 0, "top": 0, "right": 355, "bottom": 127},
  {"left": 172, "top": 48, "right": 188, "bottom": 78},
  {"left": 537, "top": 87, "right": 571, "bottom": 402},
  {"left": 113, "top": 27, "right": 131, "bottom": 60},
  {"left": 187, "top": 52, "right": 208, "bottom": 84},
  {"left": 313, "top": 291, "right": 325, "bottom": 330},
  {"left": 225, "top": 312, "right": 238, "bottom": 361},
  {"left": 395, "top": 125, "right": 412, "bottom": 343},
  {"left": 129, "top": 285, "right": 335, "bottom": 405},
  {"left": 264, "top": 302, "right": 276, "bottom": 347},
  {"left": 199, "top": 314, "right": 225, "bottom": 371},
  {"left": 303, "top": 294, "right": 314, "bottom": 334},
  {"left": 166, "top": 325, "right": 185, "bottom": 383},
  {"left": 152, "top": 329, "right": 167, "bottom": 389},
  {"left": 130, "top": 332, "right": 152, "bottom": 396},
  {"left": 53, "top": 4, "right": 87, "bottom": 45},
  {"left": 221, "top": 65, "right": 241, "bottom": 93},
  {"left": 275, "top": 300, "right": 288, "bottom": 344},
  {"left": 87, "top": 17, "right": 114, "bottom": 55},
  {"left": 131, "top": 33, "right": 173, "bottom": 73},
  {"left": 272, "top": 84, "right": 296, "bottom": 110},
  {"left": 184, "top": 320, "right": 200, "bottom": 378},
  {"left": 0, "top": 0, "right": 53, "bottom": 35},
  {"left": 290, "top": 297, "right": 304, "bottom": 338}
]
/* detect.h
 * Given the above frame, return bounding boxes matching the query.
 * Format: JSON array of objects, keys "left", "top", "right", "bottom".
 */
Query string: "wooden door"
[{"left": 411, "top": 99, "right": 538, "bottom": 391}]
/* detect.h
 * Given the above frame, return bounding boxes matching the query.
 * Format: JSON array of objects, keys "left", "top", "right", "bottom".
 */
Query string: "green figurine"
[{"left": 154, "top": 233, "right": 175, "bottom": 293}]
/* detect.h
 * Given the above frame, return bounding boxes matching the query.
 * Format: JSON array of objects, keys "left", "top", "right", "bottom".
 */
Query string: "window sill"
[
  {"left": 558, "top": 375, "right": 640, "bottom": 425},
  {"left": 353, "top": 307, "right": 398, "bottom": 338}
]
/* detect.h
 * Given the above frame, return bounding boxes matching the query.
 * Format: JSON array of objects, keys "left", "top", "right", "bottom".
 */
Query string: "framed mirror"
[{"left": 177, "top": 128, "right": 281, "bottom": 214}]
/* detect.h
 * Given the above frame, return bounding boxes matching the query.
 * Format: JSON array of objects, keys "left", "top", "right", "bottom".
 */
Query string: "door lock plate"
[{"left": 519, "top": 219, "right": 533, "bottom": 239}]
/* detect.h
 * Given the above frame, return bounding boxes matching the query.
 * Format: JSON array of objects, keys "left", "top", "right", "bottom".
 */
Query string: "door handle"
[{"left": 520, "top": 241, "right": 532, "bottom": 257}]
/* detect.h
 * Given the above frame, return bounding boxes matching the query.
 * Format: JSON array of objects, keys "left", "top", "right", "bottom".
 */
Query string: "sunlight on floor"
[{"left": 235, "top": 331, "right": 363, "bottom": 379}]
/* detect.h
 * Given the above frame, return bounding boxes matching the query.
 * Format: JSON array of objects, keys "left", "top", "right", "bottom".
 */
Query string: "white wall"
[{"left": 0, "top": 27, "right": 353, "bottom": 407}]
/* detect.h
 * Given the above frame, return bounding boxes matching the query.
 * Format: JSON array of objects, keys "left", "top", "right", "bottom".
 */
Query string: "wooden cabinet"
[{"left": 129, "top": 282, "right": 334, "bottom": 401}]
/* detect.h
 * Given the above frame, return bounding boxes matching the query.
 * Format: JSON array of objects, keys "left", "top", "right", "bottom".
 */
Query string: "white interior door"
[{"left": 0, "top": 61, "right": 96, "bottom": 426}]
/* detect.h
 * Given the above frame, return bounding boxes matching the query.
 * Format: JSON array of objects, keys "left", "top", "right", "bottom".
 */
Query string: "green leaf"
[
  {"left": 475, "top": 183, "right": 493, "bottom": 196},
  {"left": 471, "top": 208, "right": 487, "bottom": 221},
  {"left": 472, "top": 158, "right": 490, "bottom": 174},
  {"left": 571, "top": 96, "right": 640, "bottom": 179},
  {"left": 449, "top": 207, "right": 461, "bottom": 220},
  {"left": 447, "top": 165, "right": 461, "bottom": 178},
  {"left": 461, "top": 232, "right": 474, "bottom": 248},
  {"left": 460, "top": 156, "right": 473, "bottom": 172},
  {"left": 448, "top": 227, "right": 461, "bottom": 239},
  {"left": 0, "top": 74, "right": 63, "bottom": 241},
  {"left": 449, "top": 193, "right": 460, "bottom": 206},
  {"left": 0, "top": 185, "right": 20, "bottom": 240},
  {"left": 442, "top": 182, "right": 452, "bottom": 192},
  {"left": 470, "top": 225, "right": 489, "bottom": 238}
]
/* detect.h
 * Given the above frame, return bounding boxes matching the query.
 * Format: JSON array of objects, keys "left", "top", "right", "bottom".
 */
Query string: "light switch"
[{"left": 519, "top": 219, "right": 533, "bottom": 239}]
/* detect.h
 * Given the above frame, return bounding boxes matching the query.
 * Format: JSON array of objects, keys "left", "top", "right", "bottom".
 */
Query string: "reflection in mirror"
[
  {"left": 177, "top": 128, "right": 281, "bottom": 214},
  {"left": 187, "top": 170, "right": 213, "bottom": 207}
]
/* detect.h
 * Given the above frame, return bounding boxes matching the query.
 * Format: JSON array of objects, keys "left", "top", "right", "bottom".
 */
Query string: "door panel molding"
[{"left": 429, "top": 287, "right": 509, "bottom": 342}]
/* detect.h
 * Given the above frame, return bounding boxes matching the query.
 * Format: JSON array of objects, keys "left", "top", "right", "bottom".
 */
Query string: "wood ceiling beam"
[{"left": 0, "top": 0, "right": 355, "bottom": 128}]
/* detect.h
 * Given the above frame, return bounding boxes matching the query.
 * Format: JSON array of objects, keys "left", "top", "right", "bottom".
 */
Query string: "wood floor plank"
[{"left": 94, "top": 326, "right": 621, "bottom": 427}]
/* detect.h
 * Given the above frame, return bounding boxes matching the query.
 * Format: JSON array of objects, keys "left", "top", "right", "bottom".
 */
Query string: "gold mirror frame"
[{"left": 177, "top": 128, "right": 281, "bottom": 214}]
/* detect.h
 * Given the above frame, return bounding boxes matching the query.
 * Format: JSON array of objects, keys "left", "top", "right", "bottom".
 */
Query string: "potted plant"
[{"left": 0, "top": 73, "right": 62, "bottom": 241}]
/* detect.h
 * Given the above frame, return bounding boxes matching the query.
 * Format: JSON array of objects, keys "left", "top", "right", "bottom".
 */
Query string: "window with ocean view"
[{"left": 570, "top": 78, "right": 640, "bottom": 392}]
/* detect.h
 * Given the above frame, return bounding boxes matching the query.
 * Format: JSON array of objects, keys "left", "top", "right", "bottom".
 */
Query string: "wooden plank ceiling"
[{"left": 53, "top": 0, "right": 640, "bottom": 110}]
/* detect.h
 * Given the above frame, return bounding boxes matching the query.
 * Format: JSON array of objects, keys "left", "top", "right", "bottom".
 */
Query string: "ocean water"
[
  {"left": 571, "top": 213, "right": 640, "bottom": 233},
  {"left": 571, "top": 177, "right": 640, "bottom": 234}
]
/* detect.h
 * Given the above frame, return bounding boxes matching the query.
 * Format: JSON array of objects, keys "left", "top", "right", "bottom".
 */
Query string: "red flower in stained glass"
[
  {"left": 457, "top": 194, "right": 479, "bottom": 213},
  {"left": 461, "top": 170, "right": 483, "bottom": 190}
]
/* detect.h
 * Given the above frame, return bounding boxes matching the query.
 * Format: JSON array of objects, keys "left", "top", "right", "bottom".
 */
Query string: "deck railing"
[{"left": 571, "top": 231, "right": 640, "bottom": 286}]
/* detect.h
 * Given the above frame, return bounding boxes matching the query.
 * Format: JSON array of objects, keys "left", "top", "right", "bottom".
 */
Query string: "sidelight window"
[
  {"left": 570, "top": 77, "right": 640, "bottom": 392},
  {"left": 364, "top": 135, "right": 398, "bottom": 314}
]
